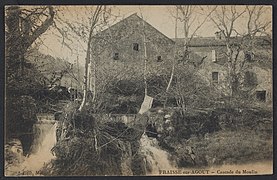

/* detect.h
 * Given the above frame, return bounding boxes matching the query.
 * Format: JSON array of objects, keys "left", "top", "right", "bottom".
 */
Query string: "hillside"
[{"left": 25, "top": 49, "right": 84, "bottom": 89}]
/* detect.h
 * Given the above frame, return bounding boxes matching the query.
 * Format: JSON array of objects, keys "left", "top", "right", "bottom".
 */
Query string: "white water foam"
[
  {"left": 140, "top": 134, "right": 176, "bottom": 175},
  {"left": 20, "top": 122, "right": 57, "bottom": 174}
]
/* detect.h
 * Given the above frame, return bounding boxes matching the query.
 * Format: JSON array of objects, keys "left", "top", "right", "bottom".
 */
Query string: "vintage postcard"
[{"left": 4, "top": 5, "right": 273, "bottom": 176}]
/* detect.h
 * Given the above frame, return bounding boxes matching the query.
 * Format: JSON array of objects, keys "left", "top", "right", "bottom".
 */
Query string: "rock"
[
  {"left": 5, "top": 139, "right": 25, "bottom": 176},
  {"left": 164, "top": 114, "right": 171, "bottom": 119},
  {"left": 5, "top": 139, "right": 24, "bottom": 163},
  {"left": 157, "top": 109, "right": 164, "bottom": 113},
  {"left": 165, "top": 119, "right": 171, "bottom": 124}
]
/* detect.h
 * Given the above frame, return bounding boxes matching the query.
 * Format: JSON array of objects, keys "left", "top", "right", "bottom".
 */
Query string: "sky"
[{"left": 38, "top": 5, "right": 272, "bottom": 66}]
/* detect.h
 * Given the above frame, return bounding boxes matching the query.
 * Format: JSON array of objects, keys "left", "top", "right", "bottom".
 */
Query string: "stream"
[
  {"left": 140, "top": 134, "right": 176, "bottom": 175},
  {"left": 19, "top": 121, "right": 57, "bottom": 175}
]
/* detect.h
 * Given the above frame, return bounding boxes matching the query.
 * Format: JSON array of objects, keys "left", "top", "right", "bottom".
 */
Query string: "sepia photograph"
[{"left": 4, "top": 5, "right": 273, "bottom": 176}]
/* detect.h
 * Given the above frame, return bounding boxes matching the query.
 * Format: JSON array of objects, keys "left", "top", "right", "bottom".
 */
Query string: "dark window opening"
[
  {"left": 157, "top": 56, "right": 162, "bottom": 62},
  {"left": 256, "top": 91, "right": 266, "bottom": 102},
  {"left": 133, "top": 43, "right": 139, "bottom": 51},
  {"left": 212, "top": 72, "right": 219, "bottom": 83},
  {"left": 245, "top": 52, "right": 254, "bottom": 62},
  {"left": 113, "top": 53, "right": 119, "bottom": 60},
  {"left": 244, "top": 71, "right": 257, "bottom": 87}
]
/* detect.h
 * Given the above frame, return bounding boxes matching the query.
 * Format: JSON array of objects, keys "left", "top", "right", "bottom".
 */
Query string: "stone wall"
[{"left": 90, "top": 14, "right": 175, "bottom": 82}]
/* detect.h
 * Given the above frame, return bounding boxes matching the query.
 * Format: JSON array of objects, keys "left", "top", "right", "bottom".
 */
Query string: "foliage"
[
  {"left": 87, "top": 66, "right": 215, "bottom": 114},
  {"left": 185, "top": 129, "right": 272, "bottom": 167},
  {"left": 6, "top": 6, "right": 55, "bottom": 84},
  {"left": 209, "top": 5, "right": 272, "bottom": 97},
  {"left": 4, "top": 139, "right": 26, "bottom": 176},
  {"left": 6, "top": 96, "right": 37, "bottom": 154},
  {"left": 5, "top": 139, "right": 24, "bottom": 166},
  {"left": 161, "top": 108, "right": 221, "bottom": 142},
  {"left": 101, "top": 78, "right": 144, "bottom": 113},
  {"left": 96, "top": 64, "right": 216, "bottom": 114},
  {"left": 168, "top": 65, "right": 218, "bottom": 109},
  {"left": 5, "top": 6, "right": 56, "bottom": 154},
  {"left": 216, "top": 106, "right": 272, "bottom": 132},
  {"left": 155, "top": 107, "right": 272, "bottom": 168},
  {"left": 45, "top": 102, "right": 146, "bottom": 175},
  {"left": 136, "top": 65, "right": 218, "bottom": 109},
  {"left": 25, "top": 49, "right": 81, "bottom": 88}
]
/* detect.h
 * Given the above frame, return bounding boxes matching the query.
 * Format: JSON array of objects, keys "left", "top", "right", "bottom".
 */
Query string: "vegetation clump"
[
  {"left": 43, "top": 102, "right": 146, "bottom": 175},
  {"left": 147, "top": 107, "right": 273, "bottom": 168}
]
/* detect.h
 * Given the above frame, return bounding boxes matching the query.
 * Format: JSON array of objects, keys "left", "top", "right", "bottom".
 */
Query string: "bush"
[
  {"left": 216, "top": 107, "right": 273, "bottom": 131},
  {"left": 95, "top": 79, "right": 145, "bottom": 114},
  {"left": 45, "top": 104, "right": 146, "bottom": 175},
  {"left": 151, "top": 107, "right": 272, "bottom": 168},
  {"left": 6, "top": 95, "right": 37, "bottom": 155},
  {"left": 186, "top": 129, "right": 273, "bottom": 166},
  {"left": 50, "top": 136, "right": 128, "bottom": 175}
]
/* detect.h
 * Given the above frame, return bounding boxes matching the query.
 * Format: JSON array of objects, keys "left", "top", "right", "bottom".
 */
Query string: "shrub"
[
  {"left": 45, "top": 103, "right": 146, "bottom": 175},
  {"left": 6, "top": 95, "right": 37, "bottom": 155},
  {"left": 186, "top": 129, "right": 273, "bottom": 167}
]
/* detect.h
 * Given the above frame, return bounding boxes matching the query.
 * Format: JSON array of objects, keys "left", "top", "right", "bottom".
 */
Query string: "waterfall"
[
  {"left": 20, "top": 121, "right": 57, "bottom": 175},
  {"left": 140, "top": 134, "right": 176, "bottom": 175}
]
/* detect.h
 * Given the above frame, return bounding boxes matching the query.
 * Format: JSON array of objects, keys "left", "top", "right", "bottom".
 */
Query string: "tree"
[
  {"left": 173, "top": 6, "right": 216, "bottom": 56},
  {"left": 54, "top": 6, "right": 114, "bottom": 112},
  {"left": 5, "top": 6, "right": 56, "bottom": 154},
  {"left": 209, "top": 5, "right": 271, "bottom": 98},
  {"left": 164, "top": 6, "right": 216, "bottom": 109},
  {"left": 6, "top": 6, "right": 55, "bottom": 84}
]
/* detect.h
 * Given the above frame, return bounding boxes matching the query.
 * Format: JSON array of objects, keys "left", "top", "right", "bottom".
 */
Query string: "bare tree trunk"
[
  {"left": 139, "top": 10, "right": 148, "bottom": 96},
  {"left": 78, "top": 43, "right": 91, "bottom": 111},
  {"left": 78, "top": 26, "right": 94, "bottom": 111},
  {"left": 78, "top": 6, "right": 103, "bottom": 112},
  {"left": 164, "top": 8, "right": 178, "bottom": 107},
  {"left": 6, "top": 6, "right": 55, "bottom": 80},
  {"left": 226, "top": 44, "right": 234, "bottom": 98},
  {"left": 92, "top": 58, "right": 96, "bottom": 102},
  {"left": 88, "top": 62, "right": 92, "bottom": 92},
  {"left": 143, "top": 32, "right": 148, "bottom": 95}
]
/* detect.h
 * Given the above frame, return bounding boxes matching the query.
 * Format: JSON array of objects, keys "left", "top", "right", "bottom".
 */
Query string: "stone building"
[
  {"left": 175, "top": 34, "right": 272, "bottom": 103},
  {"left": 90, "top": 13, "right": 175, "bottom": 82},
  {"left": 90, "top": 13, "right": 272, "bottom": 104}
]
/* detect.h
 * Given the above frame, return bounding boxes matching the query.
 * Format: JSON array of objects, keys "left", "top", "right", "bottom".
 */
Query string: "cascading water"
[
  {"left": 140, "top": 134, "right": 176, "bottom": 175},
  {"left": 20, "top": 121, "right": 57, "bottom": 175}
]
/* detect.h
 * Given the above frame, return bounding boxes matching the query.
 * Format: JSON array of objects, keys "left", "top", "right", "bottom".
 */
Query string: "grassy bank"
[{"left": 185, "top": 129, "right": 273, "bottom": 166}]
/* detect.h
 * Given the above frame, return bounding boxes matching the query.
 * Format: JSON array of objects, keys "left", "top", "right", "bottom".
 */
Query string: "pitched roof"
[
  {"left": 93, "top": 13, "right": 175, "bottom": 44},
  {"left": 173, "top": 36, "right": 271, "bottom": 47},
  {"left": 174, "top": 37, "right": 272, "bottom": 69},
  {"left": 173, "top": 37, "right": 226, "bottom": 47}
]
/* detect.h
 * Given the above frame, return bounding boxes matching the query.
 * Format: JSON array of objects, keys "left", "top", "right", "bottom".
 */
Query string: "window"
[
  {"left": 212, "top": 50, "right": 217, "bottom": 62},
  {"left": 244, "top": 71, "right": 257, "bottom": 87},
  {"left": 256, "top": 91, "right": 266, "bottom": 102},
  {"left": 133, "top": 43, "right": 139, "bottom": 51},
  {"left": 245, "top": 52, "right": 254, "bottom": 62},
  {"left": 212, "top": 72, "right": 219, "bottom": 83},
  {"left": 185, "top": 50, "right": 190, "bottom": 59},
  {"left": 157, "top": 56, "right": 162, "bottom": 62},
  {"left": 113, "top": 53, "right": 119, "bottom": 60}
]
